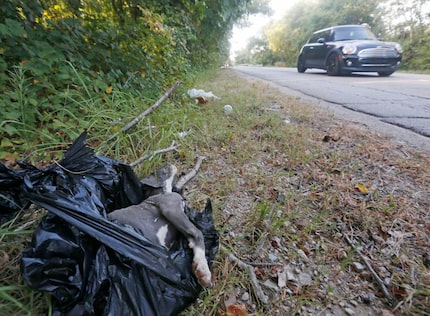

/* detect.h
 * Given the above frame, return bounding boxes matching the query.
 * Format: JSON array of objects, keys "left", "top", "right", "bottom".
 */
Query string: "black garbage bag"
[
  {"left": 0, "top": 161, "right": 31, "bottom": 224},
  {"left": 0, "top": 132, "right": 219, "bottom": 316}
]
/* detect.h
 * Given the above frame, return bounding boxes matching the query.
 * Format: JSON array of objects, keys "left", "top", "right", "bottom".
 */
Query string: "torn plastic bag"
[
  {"left": 0, "top": 132, "right": 219, "bottom": 316},
  {"left": 0, "top": 162, "right": 31, "bottom": 224}
]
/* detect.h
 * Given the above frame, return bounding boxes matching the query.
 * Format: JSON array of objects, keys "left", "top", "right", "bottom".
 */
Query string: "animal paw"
[{"left": 192, "top": 247, "right": 213, "bottom": 288}]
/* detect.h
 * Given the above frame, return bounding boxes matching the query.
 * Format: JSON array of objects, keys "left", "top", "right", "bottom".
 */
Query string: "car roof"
[{"left": 313, "top": 24, "right": 365, "bottom": 34}]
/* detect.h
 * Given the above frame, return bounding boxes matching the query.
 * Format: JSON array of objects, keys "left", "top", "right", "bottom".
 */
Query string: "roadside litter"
[
  {"left": 187, "top": 88, "right": 220, "bottom": 104},
  {"left": 0, "top": 132, "right": 219, "bottom": 316},
  {"left": 224, "top": 104, "right": 233, "bottom": 114}
]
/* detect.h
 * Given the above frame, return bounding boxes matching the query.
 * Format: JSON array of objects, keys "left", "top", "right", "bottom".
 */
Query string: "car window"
[
  {"left": 308, "top": 29, "right": 331, "bottom": 43},
  {"left": 333, "top": 27, "right": 377, "bottom": 41},
  {"left": 320, "top": 30, "right": 331, "bottom": 42},
  {"left": 308, "top": 32, "right": 322, "bottom": 43}
]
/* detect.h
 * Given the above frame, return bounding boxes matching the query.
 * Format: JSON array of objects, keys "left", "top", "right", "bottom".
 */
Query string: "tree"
[
  {"left": 0, "top": 0, "right": 270, "bottom": 93},
  {"left": 381, "top": 0, "right": 430, "bottom": 69},
  {"left": 262, "top": 0, "right": 384, "bottom": 66},
  {"left": 0, "top": 0, "right": 273, "bottom": 150}
]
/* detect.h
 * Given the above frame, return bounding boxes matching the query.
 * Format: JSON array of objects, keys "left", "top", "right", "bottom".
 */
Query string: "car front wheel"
[
  {"left": 297, "top": 56, "right": 307, "bottom": 73},
  {"left": 326, "top": 53, "right": 341, "bottom": 76}
]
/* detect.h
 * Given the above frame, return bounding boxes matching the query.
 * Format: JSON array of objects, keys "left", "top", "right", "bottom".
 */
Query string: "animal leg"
[{"left": 145, "top": 192, "right": 213, "bottom": 287}]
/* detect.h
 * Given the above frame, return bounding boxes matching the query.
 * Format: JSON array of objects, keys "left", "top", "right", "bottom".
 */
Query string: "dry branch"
[
  {"left": 129, "top": 142, "right": 179, "bottom": 167},
  {"left": 121, "top": 80, "right": 182, "bottom": 133},
  {"left": 344, "top": 234, "right": 396, "bottom": 305},
  {"left": 176, "top": 156, "right": 206, "bottom": 189},
  {"left": 223, "top": 247, "right": 269, "bottom": 305}
]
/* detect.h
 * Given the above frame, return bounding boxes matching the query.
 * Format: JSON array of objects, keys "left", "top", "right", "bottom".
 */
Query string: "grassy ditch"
[
  {"left": 179, "top": 70, "right": 430, "bottom": 315},
  {"left": 1, "top": 69, "right": 430, "bottom": 315}
]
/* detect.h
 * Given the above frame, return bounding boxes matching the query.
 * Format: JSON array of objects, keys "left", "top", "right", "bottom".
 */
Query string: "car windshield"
[{"left": 333, "top": 27, "right": 377, "bottom": 41}]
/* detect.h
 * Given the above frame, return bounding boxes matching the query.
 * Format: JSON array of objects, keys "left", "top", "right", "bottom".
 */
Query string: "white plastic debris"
[
  {"left": 223, "top": 104, "right": 233, "bottom": 114},
  {"left": 177, "top": 129, "right": 191, "bottom": 138},
  {"left": 187, "top": 88, "right": 220, "bottom": 100}
]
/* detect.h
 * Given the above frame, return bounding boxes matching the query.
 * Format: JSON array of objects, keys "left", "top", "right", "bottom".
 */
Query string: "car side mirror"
[{"left": 317, "top": 38, "right": 326, "bottom": 44}]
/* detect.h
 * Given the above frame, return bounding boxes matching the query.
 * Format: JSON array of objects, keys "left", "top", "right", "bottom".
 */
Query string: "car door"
[
  {"left": 302, "top": 32, "right": 322, "bottom": 67},
  {"left": 311, "top": 29, "right": 332, "bottom": 68}
]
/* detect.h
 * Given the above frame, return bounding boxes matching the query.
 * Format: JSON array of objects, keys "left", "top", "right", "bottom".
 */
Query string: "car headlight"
[
  {"left": 342, "top": 44, "right": 357, "bottom": 55},
  {"left": 394, "top": 43, "right": 402, "bottom": 54}
]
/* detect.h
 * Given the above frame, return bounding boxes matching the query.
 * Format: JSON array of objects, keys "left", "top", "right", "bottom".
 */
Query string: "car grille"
[{"left": 358, "top": 47, "right": 398, "bottom": 59}]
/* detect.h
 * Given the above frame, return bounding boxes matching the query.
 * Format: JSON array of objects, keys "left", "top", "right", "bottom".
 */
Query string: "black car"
[{"left": 297, "top": 24, "right": 402, "bottom": 76}]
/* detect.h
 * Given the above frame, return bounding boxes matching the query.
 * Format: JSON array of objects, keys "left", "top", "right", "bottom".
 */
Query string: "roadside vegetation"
[
  {"left": 0, "top": 0, "right": 270, "bottom": 162},
  {"left": 2, "top": 68, "right": 429, "bottom": 315},
  {"left": 1, "top": 0, "right": 430, "bottom": 315}
]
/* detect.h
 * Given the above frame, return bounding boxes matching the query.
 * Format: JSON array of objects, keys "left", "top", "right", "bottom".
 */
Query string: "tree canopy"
[
  {"left": 0, "top": 0, "right": 270, "bottom": 94},
  {"left": 0, "top": 0, "right": 272, "bottom": 160},
  {"left": 235, "top": 0, "right": 430, "bottom": 69}
]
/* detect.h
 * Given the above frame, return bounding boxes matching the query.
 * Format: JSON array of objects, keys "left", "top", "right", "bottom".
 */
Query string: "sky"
[{"left": 229, "top": 0, "right": 299, "bottom": 59}]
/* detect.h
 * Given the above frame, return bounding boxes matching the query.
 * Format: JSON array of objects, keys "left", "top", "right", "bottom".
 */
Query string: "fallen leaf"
[
  {"left": 196, "top": 96, "right": 208, "bottom": 104},
  {"left": 309, "top": 192, "right": 324, "bottom": 200},
  {"left": 271, "top": 239, "right": 280, "bottom": 248},
  {"left": 392, "top": 286, "right": 407, "bottom": 297},
  {"left": 254, "top": 267, "right": 265, "bottom": 278},
  {"left": 355, "top": 183, "right": 369, "bottom": 194},
  {"left": 226, "top": 304, "right": 248, "bottom": 316}
]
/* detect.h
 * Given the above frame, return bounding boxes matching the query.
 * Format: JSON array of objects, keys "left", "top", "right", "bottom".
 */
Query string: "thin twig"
[
  {"left": 176, "top": 156, "right": 206, "bottom": 189},
  {"left": 121, "top": 80, "right": 182, "bottom": 133},
  {"left": 129, "top": 142, "right": 179, "bottom": 167},
  {"left": 223, "top": 247, "right": 269, "bottom": 305},
  {"left": 344, "top": 233, "right": 396, "bottom": 305},
  {"left": 14, "top": 219, "right": 37, "bottom": 232},
  {"left": 54, "top": 160, "right": 95, "bottom": 175},
  {"left": 243, "top": 261, "right": 280, "bottom": 267}
]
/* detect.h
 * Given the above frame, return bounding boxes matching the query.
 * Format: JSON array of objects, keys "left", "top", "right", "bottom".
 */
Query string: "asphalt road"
[{"left": 233, "top": 66, "right": 430, "bottom": 151}]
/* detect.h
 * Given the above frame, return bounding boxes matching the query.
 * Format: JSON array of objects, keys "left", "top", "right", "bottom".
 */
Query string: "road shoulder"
[{"left": 234, "top": 69, "right": 430, "bottom": 152}]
